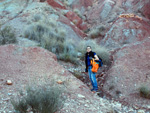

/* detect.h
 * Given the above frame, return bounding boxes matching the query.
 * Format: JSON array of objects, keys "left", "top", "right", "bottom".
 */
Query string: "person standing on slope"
[{"left": 85, "top": 46, "right": 99, "bottom": 92}]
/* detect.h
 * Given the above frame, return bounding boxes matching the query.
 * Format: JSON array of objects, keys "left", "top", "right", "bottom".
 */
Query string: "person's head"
[{"left": 86, "top": 46, "right": 92, "bottom": 53}]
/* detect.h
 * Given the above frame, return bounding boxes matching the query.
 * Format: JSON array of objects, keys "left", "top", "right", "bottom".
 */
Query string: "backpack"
[
  {"left": 95, "top": 55, "right": 103, "bottom": 67},
  {"left": 91, "top": 58, "right": 99, "bottom": 73},
  {"left": 97, "top": 57, "right": 103, "bottom": 67}
]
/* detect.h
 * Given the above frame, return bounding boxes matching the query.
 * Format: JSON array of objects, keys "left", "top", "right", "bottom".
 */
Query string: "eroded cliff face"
[
  {"left": 0, "top": 0, "right": 150, "bottom": 112},
  {"left": 100, "top": 15, "right": 150, "bottom": 50}
]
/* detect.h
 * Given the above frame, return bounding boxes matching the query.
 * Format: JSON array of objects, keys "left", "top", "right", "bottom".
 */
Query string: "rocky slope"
[
  {"left": 0, "top": 45, "right": 135, "bottom": 112},
  {"left": 103, "top": 39, "right": 150, "bottom": 109},
  {"left": 0, "top": 0, "right": 150, "bottom": 112}
]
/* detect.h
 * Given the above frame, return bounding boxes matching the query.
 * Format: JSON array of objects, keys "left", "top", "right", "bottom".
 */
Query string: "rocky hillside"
[
  {"left": 0, "top": 45, "right": 135, "bottom": 112},
  {"left": 0, "top": 0, "right": 150, "bottom": 112}
]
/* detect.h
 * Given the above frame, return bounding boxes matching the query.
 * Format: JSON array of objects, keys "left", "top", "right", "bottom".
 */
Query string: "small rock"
[
  {"left": 84, "top": 104, "right": 89, "bottom": 107},
  {"left": 2, "top": 98, "right": 10, "bottom": 101},
  {"left": 78, "top": 100, "right": 85, "bottom": 103},
  {"left": 137, "top": 110, "right": 145, "bottom": 113},
  {"left": 133, "top": 105, "right": 140, "bottom": 110},
  {"left": 85, "top": 100, "right": 90, "bottom": 103},
  {"left": 77, "top": 94, "right": 85, "bottom": 98},
  {"left": 147, "top": 105, "right": 150, "bottom": 109},
  {"left": 57, "top": 80, "right": 63, "bottom": 84},
  {"left": 6, "top": 80, "right": 13, "bottom": 85},
  {"left": 8, "top": 93, "right": 12, "bottom": 96}
]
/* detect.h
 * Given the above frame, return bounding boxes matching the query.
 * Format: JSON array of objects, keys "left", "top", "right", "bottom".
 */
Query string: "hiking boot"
[
  {"left": 92, "top": 90, "right": 99, "bottom": 94},
  {"left": 92, "top": 91, "right": 96, "bottom": 93},
  {"left": 91, "top": 89, "right": 94, "bottom": 91},
  {"left": 91, "top": 88, "right": 98, "bottom": 92},
  {"left": 91, "top": 88, "right": 94, "bottom": 91}
]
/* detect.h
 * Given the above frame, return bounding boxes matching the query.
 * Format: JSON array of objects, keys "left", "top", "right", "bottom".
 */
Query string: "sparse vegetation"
[
  {"left": 0, "top": 26, "right": 16, "bottom": 45},
  {"left": 116, "top": 90, "right": 121, "bottom": 96},
  {"left": 72, "top": 70, "right": 82, "bottom": 79},
  {"left": 109, "top": 85, "right": 115, "bottom": 90},
  {"left": 73, "top": 9, "right": 83, "bottom": 19},
  {"left": 32, "top": 14, "right": 42, "bottom": 22},
  {"left": 139, "top": 86, "right": 150, "bottom": 99},
  {"left": 60, "top": 0, "right": 70, "bottom": 6},
  {"left": 108, "top": 108, "right": 119, "bottom": 113},
  {"left": 89, "top": 29, "right": 99, "bottom": 39},
  {"left": 89, "top": 25, "right": 106, "bottom": 39},
  {"left": 24, "top": 15, "right": 110, "bottom": 66},
  {"left": 24, "top": 18, "right": 79, "bottom": 65},
  {"left": 12, "top": 85, "right": 64, "bottom": 113}
]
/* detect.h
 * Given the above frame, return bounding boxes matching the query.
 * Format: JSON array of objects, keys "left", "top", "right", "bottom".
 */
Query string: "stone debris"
[
  {"left": 57, "top": 80, "right": 63, "bottom": 84},
  {"left": 6, "top": 80, "right": 13, "bottom": 85},
  {"left": 77, "top": 94, "right": 85, "bottom": 98}
]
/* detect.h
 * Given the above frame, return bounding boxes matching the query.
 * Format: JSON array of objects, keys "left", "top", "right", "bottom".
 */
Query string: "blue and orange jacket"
[{"left": 85, "top": 51, "right": 96, "bottom": 72}]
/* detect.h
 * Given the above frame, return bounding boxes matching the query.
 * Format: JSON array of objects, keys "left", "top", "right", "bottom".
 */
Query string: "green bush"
[
  {"left": 12, "top": 98, "right": 28, "bottom": 113},
  {"left": 24, "top": 17, "right": 109, "bottom": 66},
  {"left": 0, "top": 26, "right": 16, "bottom": 45},
  {"left": 58, "top": 52, "right": 78, "bottom": 65},
  {"left": 60, "top": 0, "right": 69, "bottom": 6},
  {"left": 139, "top": 86, "right": 150, "bottom": 99},
  {"left": 57, "top": 40, "right": 79, "bottom": 65},
  {"left": 89, "top": 25, "right": 106, "bottom": 39},
  {"left": 24, "top": 19, "right": 79, "bottom": 65},
  {"left": 73, "top": 9, "right": 83, "bottom": 19},
  {"left": 89, "top": 29, "right": 99, "bottom": 39},
  {"left": 12, "top": 85, "right": 64, "bottom": 113},
  {"left": 32, "top": 14, "right": 42, "bottom": 22},
  {"left": 72, "top": 70, "right": 82, "bottom": 79}
]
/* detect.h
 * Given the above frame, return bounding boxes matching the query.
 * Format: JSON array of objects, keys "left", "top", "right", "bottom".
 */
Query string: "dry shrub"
[
  {"left": 24, "top": 18, "right": 79, "bottom": 65},
  {"left": 24, "top": 15, "right": 110, "bottom": 66},
  {"left": 89, "top": 25, "right": 106, "bottom": 39},
  {"left": 72, "top": 70, "right": 82, "bottom": 79},
  {"left": 73, "top": 9, "right": 83, "bottom": 18},
  {"left": 12, "top": 85, "right": 64, "bottom": 113},
  {"left": 0, "top": 26, "right": 16, "bottom": 45},
  {"left": 139, "top": 86, "right": 150, "bottom": 99},
  {"left": 32, "top": 14, "right": 42, "bottom": 22}
]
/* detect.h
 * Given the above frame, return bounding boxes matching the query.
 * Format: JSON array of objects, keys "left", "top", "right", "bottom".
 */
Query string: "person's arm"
[{"left": 94, "top": 54, "right": 99, "bottom": 60}]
